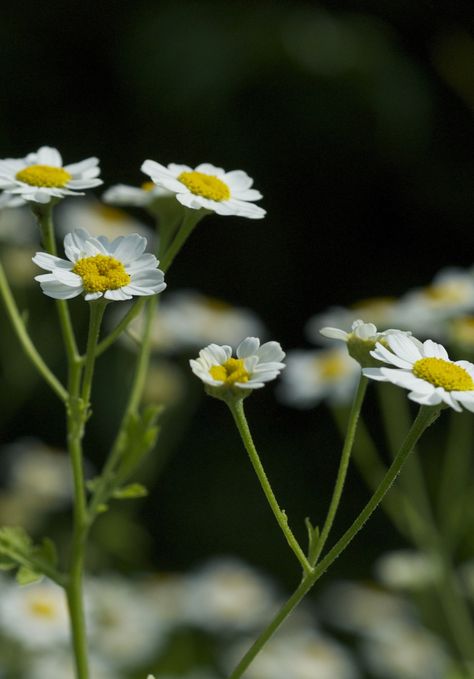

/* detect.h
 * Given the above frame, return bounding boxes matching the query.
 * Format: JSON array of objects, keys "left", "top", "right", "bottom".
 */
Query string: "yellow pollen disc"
[
  {"left": 412, "top": 357, "right": 474, "bottom": 391},
  {"left": 141, "top": 181, "right": 156, "bottom": 191},
  {"left": 209, "top": 357, "right": 250, "bottom": 385},
  {"left": 16, "top": 164, "right": 71, "bottom": 188},
  {"left": 319, "top": 352, "right": 347, "bottom": 379},
  {"left": 72, "top": 254, "right": 130, "bottom": 293},
  {"left": 178, "top": 171, "right": 230, "bottom": 201},
  {"left": 29, "top": 600, "right": 57, "bottom": 619}
]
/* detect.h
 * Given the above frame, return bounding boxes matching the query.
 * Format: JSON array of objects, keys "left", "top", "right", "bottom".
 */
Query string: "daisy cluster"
[{"left": 280, "top": 265, "right": 474, "bottom": 411}]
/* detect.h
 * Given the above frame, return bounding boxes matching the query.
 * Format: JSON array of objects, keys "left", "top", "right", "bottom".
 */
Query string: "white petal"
[
  {"left": 223, "top": 170, "right": 253, "bottom": 191},
  {"left": 237, "top": 337, "right": 260, "bottom": 358},
  {"left": 319, "top": 327, "right": 349, "bottom": 341},
  {"left": 195, "top": 163, "right": 225, "bottom": 176},
  {"left": 422, "top": 340, "right": 449, "bottom": 360},
  {"left": 36, "top": 146, "right": 62, "bottom": 167},
  {"left": 64, "top": 157, "right": 99, "bottom": 175},
  {"left": 371, "top": 342, "right": 414, "bottom": 369},
  {"left": 387, "top": 334, "right": 423, "bottom": 362},
  {"left": 257, "top": 341, "right": 285, "bottom": 363}
]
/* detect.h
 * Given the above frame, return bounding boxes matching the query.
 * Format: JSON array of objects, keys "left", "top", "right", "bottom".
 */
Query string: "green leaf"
[
  {"left": 0, "top": 557, "right": 16, "bottom": 571},
  {"left": 0, "top": 526, "right": 33, "bottom": 554},
  {"left": 35, "top": 538, "right": 58, "bottom": 568},
  {"left": 16, "top": 565, "right": 43, "bottom": 586},
  {"left": 115, "top": 405, "right": 163, "bottom": 482},
  {"left": 112, "top": 483, "right": 148, "bottom": 500}
]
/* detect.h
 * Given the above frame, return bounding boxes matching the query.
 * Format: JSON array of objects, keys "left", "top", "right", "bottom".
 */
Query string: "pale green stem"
[
  {"left": 228, "top": 398, "right": 313, "bottom": 575},
  {"left": 94, "top": 298, "right": 146, "bottom": 359},
  {"left": 33, "top": 203, "right": 79, "bottom": 366},
  {"left": 228, "top": 405, "right": 440, "bottom": 679},
  {"left": 81, "top": 301, "right": 106, "bottom": 406},
  {"left": 160, "top": 209, "right": 207, "bottom": 273},
  {"left": 0, "top": 261, "right": 67, "bottom": 402},
  {"left": 88, "top": 296, "right": 157, "bottom": 518},
  {"left": 311, "top": 375, "right": 368, "bottom": 565}
]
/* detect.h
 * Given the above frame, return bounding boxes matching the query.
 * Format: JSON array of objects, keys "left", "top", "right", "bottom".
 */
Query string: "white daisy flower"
[
  {"left": 29, "top": 650, "right": 115, "bottom": 679},
  {"left": 374, "top": 550, "right": 442, "bottom": 592},
  {"left": 102, "top": 181, "right": 171, "bottom": 207},
  {"left": 0, "top": 146, "right": 102, "bottom": 204},
  {"left": 32, "top": 228, "right": 166, "bottom": 301},
  {"left": 0, "top": 191, "right": 26, "bottom": 208},
  {"left": 363, "top": 335, "right": 474, "bottom": 412},
  {"left": 190, "top": 337, "right": 285, "bottom": 393},
  {"left": 277, "top": 347, "right": 360, "bottom": 408},
  {"left": 141, "top": 160, "right": 266, "bottom": 219}
]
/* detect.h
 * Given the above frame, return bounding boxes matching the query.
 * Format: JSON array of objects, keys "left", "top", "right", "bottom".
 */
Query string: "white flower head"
[
  {"left": 0, "top": 146, "right": 102, "bottom": 204},
  {"left": 320, "top": 319, "right": 413, "bottom": 367},
  {"left": 102, "top": 181, "right": 171, "bottom": 208},
  {"left": 33, "top": 228, "right": 166, "bottom": 301},
  {"left": 374, "top": 550, "right": 442, "bottom": 592},
  {"left": 190, "top": 337, "right": 285, "bottom": 400},
  {"left": 0, "top": 191, "right": 26, "bottom": 209},
  {"left": 278, "top": 347, "right": 360, "bottom": 408},
  {"left": 363, "top": 334, "right": 474, "bottom": 412},
  {"left": 141, "top": 160, "right": 266, "bottom": 219}
]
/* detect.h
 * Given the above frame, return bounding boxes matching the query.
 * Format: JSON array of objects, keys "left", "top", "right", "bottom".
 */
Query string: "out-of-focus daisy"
[
  {"left": 87, "top": 576, "right": 167, "bottom": 669},
  {"left": 141, "top": 160, "right": 265, "bottom": 219},
  {"left": 360, "top": 623, "right": 451, "bottom": 679},
  {"left": 0, "top": 146, "right": 102, "bottom": 204},
  {"left": 448, "top": 315, "right": 474, "bottom": 351},
  {"left": 227, "top": 630, "right": 359, "bottom": 679},
  {"left": 397, "top": 268, "right": 474, "bottom": 339},
  {"left": 142, "top": 359, "right": 187, "bottom": 407},
  {"left": 277, "top": 347, "right": 360, "bottom": 408},
  {"left": 0, "top": 245, "right": 38, "bottom": 286},
  {"left": 319, "top": 581, "right": 415, "bottom": 638},
  {"left": 374, "top": 550, "right": 442, "bottom": 591},
  {"left": 190, "top": 338, "right": 285, "bottom": 394},
  {"left": 306, "top": 297, "right": 403, "bottom": 344},
  {"left": 102, "top": 181, "right": 171, "bottom": 207},
  {"left": 363, "top": 335, "right": 474, "bottom": 411},
  {"left": 29, "top": 650, "right": 115, "bottom": 679},
  {"left": 125, "top": 290, "right": 265, "bottom": 353},
  {"left": 0, "top": 205, "right": 37, "bottom": 245},
  {"left": 56, "top": 197, "right": 154, "bottom": 243},
  {"left": 33, "top": 228, "right": 165, "bottom": 301},
  {"left": 183, "top": 559, "right": 277, "bottom": 632},
  {"left": 320, "top": 319, "right": 412, "bottom": 367},
  {"left": 0, "top": 580, "right": 70, "bottom": 649},
  {"left": 143, "top": 573, "right": 188, "bottom": 630}
]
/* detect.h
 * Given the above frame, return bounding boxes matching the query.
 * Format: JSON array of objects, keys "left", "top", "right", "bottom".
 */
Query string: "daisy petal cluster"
[
  {"left": 0, "top": 146, "right": 102, "bottom": 204},
  {"left": 363, "top": 334, "right": 474, "bottom": 412},
  {"left": 141, "top": 160, "right": 265, "bottom": 219},
  {"left": 33, "top": 228, "right": 166, "bottom": 301},
  {"left": 102, "top": 182, "right": 171, "bottom": 208},
  {"left": 320, "top": 319, "right": 413, "bottom": 367},
  {"left": 190, "top": 337, "right": 285, "bottom": 398}
]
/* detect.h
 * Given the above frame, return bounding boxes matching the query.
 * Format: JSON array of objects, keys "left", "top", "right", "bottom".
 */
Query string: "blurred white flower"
[
  {"left": 0, "top": 205, "right": 37, "bottom": 245},
  {"left": 103, "top": 181, "right": 171, "bottom": 207},
  {"left": 374, "top": 550, "right": 442, "bottom": 591},
  {"left": 143, "top": 573, "right": 188, "bottom": 630},
  {"left": 228, "top": 630, "right": 359, "bottom": 679},
  {"left": 87, "top": 575, "right": 168, "bottom": 669},
  {"left": 360, "top": 623, "right": 451, "bottom": 679},
  {"left": 29, "top": 650, "right": 114, "bottom": 679},
  {"left": 141, "top": 160, "right": 265, "bottom": 219},
  {"left": 277, "top": 347, "right": 359, "bottom": 408},
  {"left": 55, "top": 197, "right": 155, "bottom": 244},
  {"left": 319, "top": 581, "right": 415, "bottom": 638},
  {"left": 125, "top": 289, "right": 265, "bottom": 354},
  {"left": 0, "top": 146, "right": 102, "bottom": 204},
  {"left": 183, "top": 558, "right": 278, "bottom": 632},
  {"left": 0, "top": 580, "right": 70, "bottom": 649}
]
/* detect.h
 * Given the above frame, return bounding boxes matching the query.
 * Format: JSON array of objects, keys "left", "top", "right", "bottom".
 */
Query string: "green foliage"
[
  {"left": 305, "top": 518, "right": 320, "bottom": 565},
  {"left": 0, "top": 527, "right": 59, "bottom": 585}
]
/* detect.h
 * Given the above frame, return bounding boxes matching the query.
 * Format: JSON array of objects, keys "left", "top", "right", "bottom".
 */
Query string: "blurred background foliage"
[{"left": 0, "top": 0, "right": 473, "bottom": 595}]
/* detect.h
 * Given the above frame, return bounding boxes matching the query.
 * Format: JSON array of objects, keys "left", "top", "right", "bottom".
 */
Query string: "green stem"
[
  {"left": 88, "top": 295, "right": 157, "bottom": 518},
  {"left": 228, "top": 398, "right": 313, "bottom": 575},
  {"left": 228, "top": 405, "right": 440, "bottom": 679},
  {"left": 0, "top": 261, "right": 67, "bottom": 402},
  {"left": 160, "top": 209, "right": 207, "bottom": 273},
  {"left": 33, "top": 203, "right": 79, "bottom": 365},
  {"left": 311, "top": 375, "right": 368, "bottom": 565},
  {"left": 81, "top": 301, "right": 106, "bottom": 405},
  {"left": 94, "top": 298, "right": 145, "bottom": 359}
]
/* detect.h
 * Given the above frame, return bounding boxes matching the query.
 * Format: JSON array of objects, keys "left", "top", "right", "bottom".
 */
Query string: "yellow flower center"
[
  {"left": 412, "top": 357, "right": 474, "bottom": 391},
  {"left": 16, "top": 164, "right": 71, "bottom": 188},
  {"left": 72, "top": 254, "right": 130, "bottom": 293},
  {"left": 95, "top": 204, "right": 129, "bottom": 223},
  {"left": 450, "top": 316, "right": 474, "bottom": 346},
  {"left": 204, "top": 296, "right": 232, "bottom": 312},
  {"left": 29, "top": 600, "right": 57, "bottom": 619},
  {"left": 178, "top": 171, "right": 231, "bottom": 201},
  {"left": 141, "top": 181, "right": 156, "bottom": 191},
  {"left": 209, "top": 357, "right": 250, "bottom": 385},
  {"left": 318, "top": 352, "right": 348, "bottom": 379},
  {"left": 423, "top": 283, "right": 466, "bottom": 304}
]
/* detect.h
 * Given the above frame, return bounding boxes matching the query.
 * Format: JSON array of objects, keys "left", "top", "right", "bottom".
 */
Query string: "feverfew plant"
[{"left": 0, "top": 146, "right": 474, "bottom": 679}]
